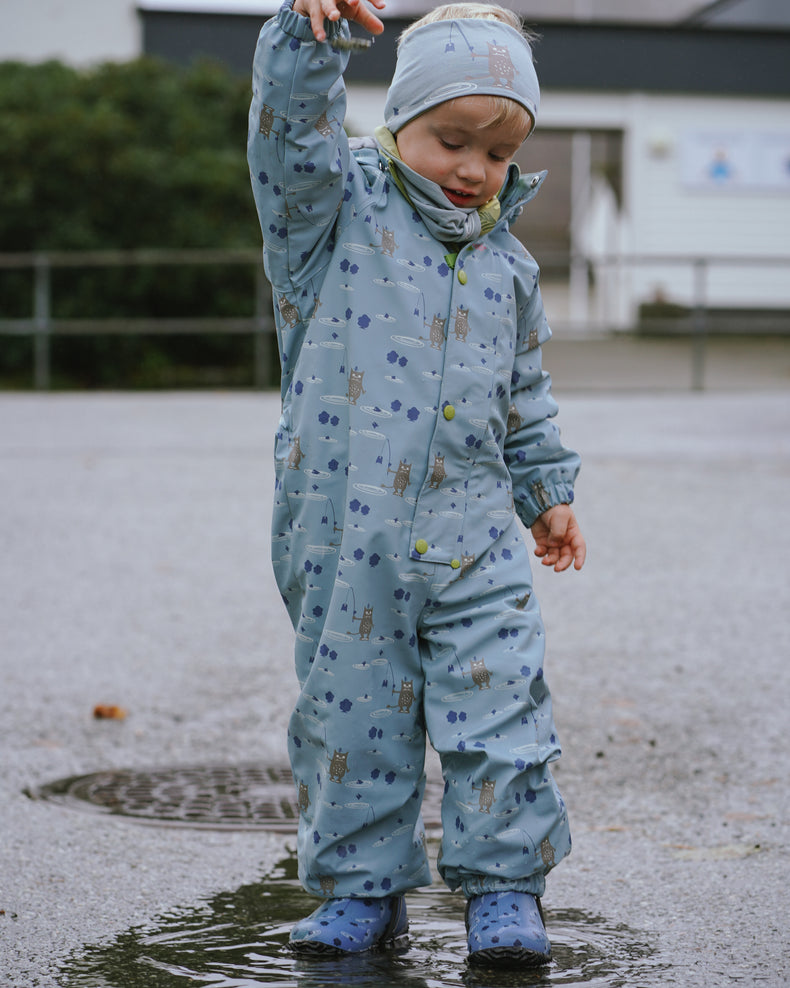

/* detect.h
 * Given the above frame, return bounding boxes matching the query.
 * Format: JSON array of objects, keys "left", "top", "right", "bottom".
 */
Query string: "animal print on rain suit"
[{"left": 248, "top": 2, "right": 581, "bottom": 900}]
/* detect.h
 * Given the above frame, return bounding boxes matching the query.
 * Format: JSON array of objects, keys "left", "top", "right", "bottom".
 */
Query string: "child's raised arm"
[
  {"left": 248, "top": 2, "right": 383, "bottom": 295},
  {"left": 293, "top": 0, "right": 385, "bottom": 42},
  {"left": 247, "top": 0, "right": 386, "bottom": 397}
]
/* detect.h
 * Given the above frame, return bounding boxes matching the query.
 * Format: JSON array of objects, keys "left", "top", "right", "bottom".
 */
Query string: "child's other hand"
[
  {"left": 531, "top": 505, "right": 586, "bottom": 572},
  {"left": 293, "top": 0, "right": 386, "bottom": 42}
]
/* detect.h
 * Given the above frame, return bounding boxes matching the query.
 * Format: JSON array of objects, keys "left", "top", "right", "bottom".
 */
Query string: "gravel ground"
[{"left": 1, "top": 379, "right": 788, "bottom": 986}]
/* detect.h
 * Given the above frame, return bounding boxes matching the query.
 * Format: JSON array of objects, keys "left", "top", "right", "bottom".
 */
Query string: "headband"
[{"left": 384, "top": 18, "right": 540, "bottom": 134}]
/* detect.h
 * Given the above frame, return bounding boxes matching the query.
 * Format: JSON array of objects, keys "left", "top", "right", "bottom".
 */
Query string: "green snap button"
[
  {"left": 457, "top": 269, "right": 467, "bottom": 285},
  {"left": 443, "top": 404, "right": 455, "bottom": 420},
  {"left": 450, "top": 558, "right": 461, "bottom": 569},
  {"left": 415, "top": 539, "right": 429, "bottom": 555}
]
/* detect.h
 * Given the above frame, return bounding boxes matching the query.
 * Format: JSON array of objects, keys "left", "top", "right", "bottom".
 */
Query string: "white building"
[
  {"left": 0, "top": 0, "right": 142, "bottom": 64},
  {"left": 5, "top": 0, "right": 790, "bottom": 329}
]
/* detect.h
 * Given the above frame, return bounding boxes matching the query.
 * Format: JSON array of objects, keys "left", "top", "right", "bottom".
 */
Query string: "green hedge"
[{"left": 0, "top": 57, "right": 265, "bottom": 388}]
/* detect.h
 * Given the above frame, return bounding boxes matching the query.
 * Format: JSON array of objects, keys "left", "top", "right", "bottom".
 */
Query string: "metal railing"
[
  {"left": 0, "top": 248, "right": 273, "bottom": 390},
  {"left": 562, "top": 251, "right": 790, "bottom": 389},
  {"left": 1, "top": 248, "right": 789, "bottom": 391}
]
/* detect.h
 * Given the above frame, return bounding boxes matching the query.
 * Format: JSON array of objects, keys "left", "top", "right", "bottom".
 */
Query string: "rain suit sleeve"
[
  {"left": 504, "top": 273, "right": 581, "bottom": 528},
  {"left": 247, "top": 1, "right": 356, "bottom": 395}
]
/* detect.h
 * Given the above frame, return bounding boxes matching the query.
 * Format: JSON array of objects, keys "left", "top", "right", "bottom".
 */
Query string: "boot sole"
[
  {"left": 288, "top": 930, "right": 409, "bottom": 956},
  {"left": 468, "top": 944, "right": 551, "bottom": 969}
]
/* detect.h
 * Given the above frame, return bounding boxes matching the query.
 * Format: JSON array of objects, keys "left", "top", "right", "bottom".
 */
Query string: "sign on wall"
[{"left": 681, "top": 131, "right": 790, "bottom": 190}]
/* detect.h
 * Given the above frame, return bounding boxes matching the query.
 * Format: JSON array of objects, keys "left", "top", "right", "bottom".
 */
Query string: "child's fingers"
[
  {"left": 553, "top": 535, "right": 586, "bottom": 572},
  {"left": 537, "top": 545, "right": 559, "bottom": 566},
  {"left": 297, "top": 0, "right": 385, "bottom": 39},
  {"left": 305, "top": 0, "right": 338, "bottom": 40},
  {"left": 340, "top": 0, "right": 385, "bottom": 34},
  {"left": 303, "top": 1, "right": 327, "bottom": 40},
  {"left": 317, "top": 0, "right": 342, "bottom": 38},
  {"left": 536, "top": 532, "right": 585, "bottom": 572}
]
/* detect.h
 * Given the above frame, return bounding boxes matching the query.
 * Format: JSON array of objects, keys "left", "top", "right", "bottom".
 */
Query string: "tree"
[{"left": 0, "top": 57, "right": 265, "bottom": 387}]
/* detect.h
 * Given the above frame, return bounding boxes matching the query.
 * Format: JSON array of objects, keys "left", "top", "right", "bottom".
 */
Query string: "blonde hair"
[
  {"left": 398, "top": 3, "right": 535, "bottom": 47},
  {"left": 398, "top": 3, "right": 537, "bottom": 135}
]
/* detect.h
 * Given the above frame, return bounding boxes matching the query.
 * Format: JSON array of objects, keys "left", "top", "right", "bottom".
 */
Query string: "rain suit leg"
[{"left": 280, "top": 513, "right": 569, "bottom": 901}]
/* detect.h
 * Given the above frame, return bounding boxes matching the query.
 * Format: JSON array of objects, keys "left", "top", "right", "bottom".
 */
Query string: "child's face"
[{"left": 395, "top": 96, "right": 530, "bottom": 209}]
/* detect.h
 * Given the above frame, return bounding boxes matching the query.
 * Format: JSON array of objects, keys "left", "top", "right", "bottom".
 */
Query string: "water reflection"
[{"left": 60, "top": 856, "right": 661, "bottom": 987}]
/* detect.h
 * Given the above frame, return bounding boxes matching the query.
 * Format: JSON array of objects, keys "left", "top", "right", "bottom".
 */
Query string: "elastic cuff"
[
  {"left": 516, "top": 483, "right": 575, "bottom": 528},
  {"left": 461, "top": 874, "right": 546, "bottom": 899}
]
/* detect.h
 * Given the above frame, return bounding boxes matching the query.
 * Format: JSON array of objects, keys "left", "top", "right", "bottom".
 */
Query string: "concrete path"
[{"left": 1, "top": 383, "right": 789, "bottom": 985}]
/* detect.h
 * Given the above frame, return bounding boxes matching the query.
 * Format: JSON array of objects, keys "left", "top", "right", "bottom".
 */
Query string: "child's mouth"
[{"left": 443, "top": 188, "right": 475, "bottom": 208}]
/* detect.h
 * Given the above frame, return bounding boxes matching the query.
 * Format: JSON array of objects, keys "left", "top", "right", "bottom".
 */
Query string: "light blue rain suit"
[{"left": 248, "top": 3, "right": 581, "bottom": 901}]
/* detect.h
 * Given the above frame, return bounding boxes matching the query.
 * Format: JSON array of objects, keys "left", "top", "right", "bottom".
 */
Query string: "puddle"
[{"left": 59, "top": 855, "right": 662, "bottom": 988}]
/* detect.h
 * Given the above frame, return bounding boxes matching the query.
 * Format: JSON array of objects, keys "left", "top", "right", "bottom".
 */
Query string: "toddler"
[{"left": 248, "top": 0, "right": 586, "bottom": 967}]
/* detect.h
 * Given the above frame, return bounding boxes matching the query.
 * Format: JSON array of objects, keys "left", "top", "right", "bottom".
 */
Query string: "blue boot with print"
[
  {"left": 466, "top": 891, "right": 551, "bottom": 967},
  {"left": 289, "top": 895, "right": 408, "bottom": 954}
]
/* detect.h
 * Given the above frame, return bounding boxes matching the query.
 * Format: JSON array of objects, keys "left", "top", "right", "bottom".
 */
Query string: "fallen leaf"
[{"left": 93, "top": 704, "right": 127, "bottom": 720}]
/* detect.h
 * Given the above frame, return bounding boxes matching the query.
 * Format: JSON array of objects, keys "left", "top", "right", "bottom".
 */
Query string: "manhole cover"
[{"left": 28, "top": 764, "right": 445, "bottom": 832}]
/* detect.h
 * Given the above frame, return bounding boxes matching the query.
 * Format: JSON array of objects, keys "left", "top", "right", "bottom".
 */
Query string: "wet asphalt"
[{"left": 1, "top": 337, "right": 789, "bottom": 986}]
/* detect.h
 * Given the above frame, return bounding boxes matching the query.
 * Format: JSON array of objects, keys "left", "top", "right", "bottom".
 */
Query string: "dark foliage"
[{"left": 0, "top": 57, "right": 267, "bottom": 388}]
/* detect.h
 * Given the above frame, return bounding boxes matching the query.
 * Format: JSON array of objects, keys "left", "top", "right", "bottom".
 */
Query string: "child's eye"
[{"left": 440, "top": 139, "right": 462, "bottom": 151}]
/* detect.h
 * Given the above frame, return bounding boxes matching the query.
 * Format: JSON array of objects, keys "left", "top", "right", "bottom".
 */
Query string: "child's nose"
[{"left": 457, "top": 152, "right": 486, "bottom": 183}]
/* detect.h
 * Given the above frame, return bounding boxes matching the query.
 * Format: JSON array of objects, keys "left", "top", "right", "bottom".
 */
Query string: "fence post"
[
  {"left": 691, "top": 258, "right": 707, "bottom": 392},
  {"left": 33, "top": 254, "right": 51, "bottom": 390}
]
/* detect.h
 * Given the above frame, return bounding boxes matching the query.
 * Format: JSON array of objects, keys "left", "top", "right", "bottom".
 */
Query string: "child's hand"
[
  {"left": 531, "top": 504, "right": 586, "bottom": 572},
  {"left": 293, "top": 0, "right": 386, "bottom": 42}
]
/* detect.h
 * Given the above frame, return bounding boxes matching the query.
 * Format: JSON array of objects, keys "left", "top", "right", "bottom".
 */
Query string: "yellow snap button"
[
  {"left": 457, "top": 269, "right": 467, "bottom": 285},
  {"left": 450, "top": 558, "right": 461, "bottom": 569},
  {"left": 415, "top": 539, "right": 429, "bottom": 555},
  {"left": 443, "top": 404, "right": 455, "bottom": 420}
]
